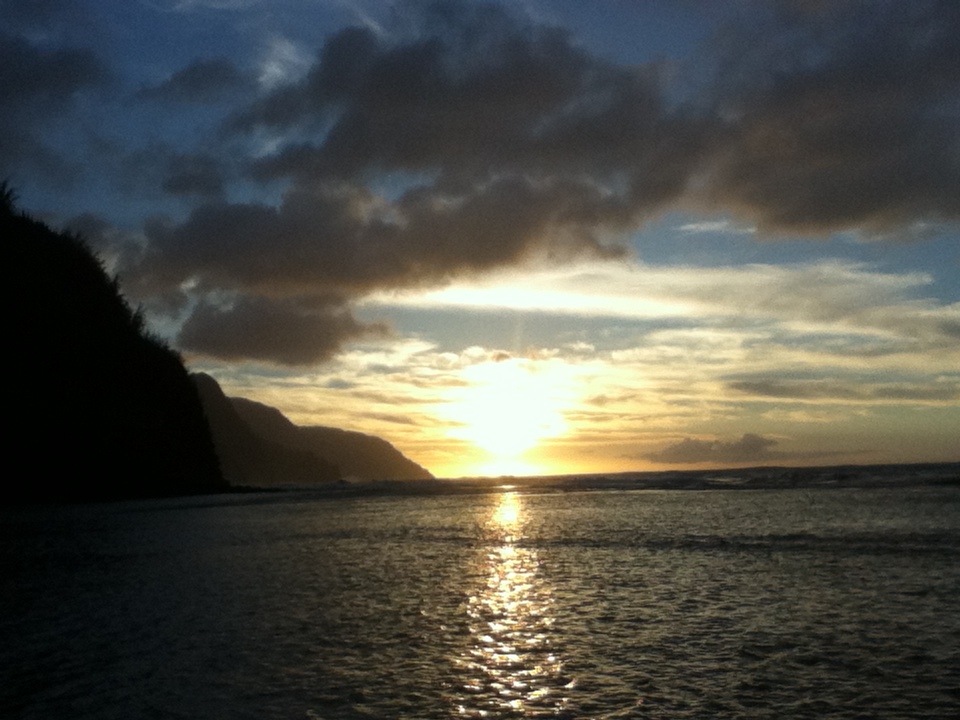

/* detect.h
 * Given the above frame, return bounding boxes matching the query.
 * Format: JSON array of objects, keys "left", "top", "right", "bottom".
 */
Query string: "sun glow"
[{"left": 443, "top": 357, "right": 576, "bottom": 476}]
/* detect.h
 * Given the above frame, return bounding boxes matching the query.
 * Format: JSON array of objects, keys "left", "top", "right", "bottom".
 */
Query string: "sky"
[{"left": 3, "top": 0, "right": 958, "bottom": 478}]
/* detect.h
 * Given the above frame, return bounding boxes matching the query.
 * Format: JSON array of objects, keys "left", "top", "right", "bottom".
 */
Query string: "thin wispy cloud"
[{"left": 679, "top": 220, "right": 754, "bottom": 235}]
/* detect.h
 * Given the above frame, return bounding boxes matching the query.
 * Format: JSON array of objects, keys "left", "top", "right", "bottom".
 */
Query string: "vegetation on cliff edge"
[{"left": 3, "top": 185, "right": 225, "bottom": 502}]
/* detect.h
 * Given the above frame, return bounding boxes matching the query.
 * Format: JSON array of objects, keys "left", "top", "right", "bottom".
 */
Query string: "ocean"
[{"left": 2, "top": 465, "right": 959, "bottom": 719}]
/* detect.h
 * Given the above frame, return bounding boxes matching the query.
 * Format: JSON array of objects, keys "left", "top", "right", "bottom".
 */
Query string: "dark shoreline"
[
  {"left": 227, "top": 460, "right": 960, "bottom": 500},
  {"left": 7, "top": 461, "right": 955, "bottom": 510}
]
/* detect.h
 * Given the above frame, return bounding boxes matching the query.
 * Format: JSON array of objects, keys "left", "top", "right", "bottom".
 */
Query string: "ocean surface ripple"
[{"left": 2, "top": 474, "right": 959, "bottom": 719}]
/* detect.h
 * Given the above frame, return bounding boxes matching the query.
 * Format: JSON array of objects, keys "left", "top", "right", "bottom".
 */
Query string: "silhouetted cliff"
[
  {"left": 230, "top": 397, "right": 434, "bottom": 481},
  {"left": 192, "top": 373, "right": 340, "bottom": 486},
  {"left": 193, "top": 373, "right": 432, "bottom": 482},
  {"left": 3, "top": 187, "right": 225, "bottom": 502}
]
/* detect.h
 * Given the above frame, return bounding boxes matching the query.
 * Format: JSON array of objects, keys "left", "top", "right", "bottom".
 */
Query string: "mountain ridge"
[
  {"left": 191, "top": 373, "right": 342, "bottom": 487},
  {"left": 193, "top": 373, "right": 433, "bottom": 484}
]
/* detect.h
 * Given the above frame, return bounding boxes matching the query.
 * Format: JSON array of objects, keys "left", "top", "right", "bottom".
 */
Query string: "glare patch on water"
[{"left": 450, "top": 491, "right": 573, "bottom": 717}]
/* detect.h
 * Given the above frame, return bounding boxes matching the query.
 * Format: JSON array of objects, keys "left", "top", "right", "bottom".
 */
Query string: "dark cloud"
[
  {"left": 940, "top": 319, "right": 960, "bottom": 339},
  {"left": 63, "top": 212, "right": 143, "bottom": 269},
  {"left": 64, "top": 212, "right": 115, "bottom": 246},
  {"left": 132, "top": 174, "right": 624, "bottom": 363},
  {"left": 728, "top": 378, "right": 960, "bottom": 403},
  {"left": 323, "top": 378, "right": 356, "bottom": 390},
  {"left": 647, "top": 433, "right": 781, "bottom": 464},
  {"left": 350, "top": 390, "right": 414, "bottom": 404},
  {"left": 0, "top": 0, "right": 70, "bottom": 26},
  {"left": 585, "top": 392, "right": 637, "bottom": 407},
  {"left": 138, "top": 186, "right": 392, "bottom": 297},
  {"left": 237, "top": 5, "right": 707, "bottom": 212},
  {"left": 0, "top": 32, "right": 107, "bottom": 113},
  {"left": 116, "top": 146, "right": 227, "bottom": 200},
  {"left": 138, "top": 2, "right": 694, "bottom": 363},
  {"left": 0, "top": 30, "right": 110, "bottom": 182},
  {"left": 162, "top": 153, "right": 225, "bottom": 197},
  {"left": 137, "top": 57, "right": 252, "bottom": 104},
  {"left": 702, "top": 0, "right": 960, "bottom": 235},
  {"left": 97, "top": 0, "right": 959, "bottom": 364},
  {"left": 232, "top": 0, "right": 960, "bottom": 235},
  {"left": 357, "top": 412, "right": 421, "bottom": 426},
  {"left": 177, "top": 296, "right": 387, "bottom": 365},
  {"left": 0, "top": 0, "right": 93, "bottom": 39}
]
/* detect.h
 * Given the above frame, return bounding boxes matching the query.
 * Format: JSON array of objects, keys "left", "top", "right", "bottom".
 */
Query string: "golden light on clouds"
[
  {"left": 209, "top": 256, "right": 959, "bottom": 479},
  {"left": 361, "top": 261, "right": 695, "bottom": 319}
]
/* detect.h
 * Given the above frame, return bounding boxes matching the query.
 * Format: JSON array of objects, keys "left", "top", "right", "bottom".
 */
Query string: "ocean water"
[{"left": 2, "top": 473, "right": 959, "bottom": 719}]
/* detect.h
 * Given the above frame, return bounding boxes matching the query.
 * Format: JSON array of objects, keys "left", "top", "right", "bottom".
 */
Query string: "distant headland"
[
  {"left": 192, "top": 372, "right": 433, "bottom": 487},
  {"left": 2, "top": 186, "right": 429, "bottom": 503}
]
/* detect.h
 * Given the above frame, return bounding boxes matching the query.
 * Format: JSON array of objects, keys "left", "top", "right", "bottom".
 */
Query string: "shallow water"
[{"left": 3, "top": 480, "right": 959, "bottom": 718}]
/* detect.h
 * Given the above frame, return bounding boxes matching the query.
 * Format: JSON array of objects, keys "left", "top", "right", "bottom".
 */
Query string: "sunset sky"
[{"left": 3, "top": 0, "right": 958, "bottom": 478}]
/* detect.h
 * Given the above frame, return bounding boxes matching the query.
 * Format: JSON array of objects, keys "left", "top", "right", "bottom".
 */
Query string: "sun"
[{"left": 443, "top": 356, "right": 574, "bottom": 475}]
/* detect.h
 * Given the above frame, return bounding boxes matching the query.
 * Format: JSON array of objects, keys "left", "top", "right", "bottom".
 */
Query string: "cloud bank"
[
  {"left": 4, "top": 0, "right": 958, "bottom": 365},
  {"left": 646, "top": 434, "right": 782, "bottom": 465}
]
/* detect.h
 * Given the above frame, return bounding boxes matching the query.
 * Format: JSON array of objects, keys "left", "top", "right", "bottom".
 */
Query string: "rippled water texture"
[{"left": 3, "top": 483, "right": 959, "bottom": 718}]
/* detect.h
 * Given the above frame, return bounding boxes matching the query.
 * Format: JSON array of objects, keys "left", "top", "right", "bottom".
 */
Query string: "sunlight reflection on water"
[
  {"left": 5, "top": 484, "right": 960, "bottom": 718},
  {"left": 450, "top": 491, "right": 573, "bottom": 718}
]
